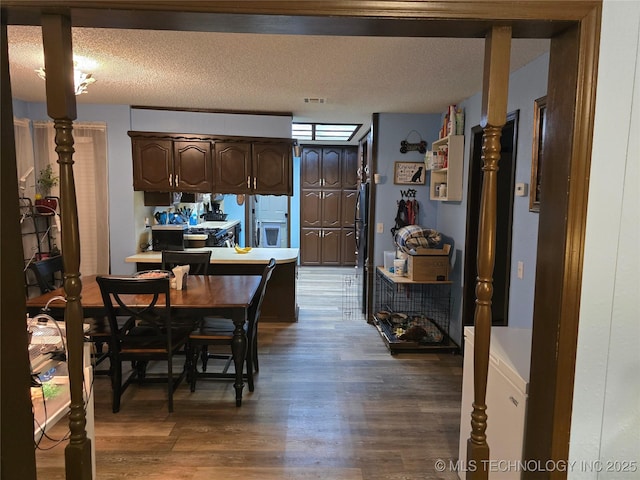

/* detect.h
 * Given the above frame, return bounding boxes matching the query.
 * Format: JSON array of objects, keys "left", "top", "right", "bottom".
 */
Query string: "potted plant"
[{"left": 35, "top": 164, "right": 59, "bottom": 213}]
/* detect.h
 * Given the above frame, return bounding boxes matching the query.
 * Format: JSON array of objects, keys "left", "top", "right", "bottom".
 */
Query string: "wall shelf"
[{"left": 425, "top": 135, "right": 464, "bottom": 202}]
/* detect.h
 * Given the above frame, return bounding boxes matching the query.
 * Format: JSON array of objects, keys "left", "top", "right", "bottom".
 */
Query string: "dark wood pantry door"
[{"left": 300, "top": 145, "right": 358, "bottom": 266}]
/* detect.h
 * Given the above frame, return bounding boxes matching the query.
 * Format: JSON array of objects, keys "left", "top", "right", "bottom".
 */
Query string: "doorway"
[
  {"left": 247, "top": 195, "right": 289, "bottom": 248},
  {"left": 462, "top": 111, "right": 519, "bottom": 327}
]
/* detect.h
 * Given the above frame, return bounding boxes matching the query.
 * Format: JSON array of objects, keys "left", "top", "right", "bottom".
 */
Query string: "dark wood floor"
[{"left": 35, "top": 266, "right": 463, "bottom": 479}]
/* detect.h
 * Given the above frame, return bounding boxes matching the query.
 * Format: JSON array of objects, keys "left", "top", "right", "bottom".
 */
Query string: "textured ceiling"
[{"left": 7, "top": 25, "right": 549, "bottom": 139}]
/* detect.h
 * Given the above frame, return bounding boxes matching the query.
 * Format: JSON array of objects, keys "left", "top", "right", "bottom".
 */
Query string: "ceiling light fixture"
[{"left": 35, "top": 57, "right": 97, "bottom": 95}]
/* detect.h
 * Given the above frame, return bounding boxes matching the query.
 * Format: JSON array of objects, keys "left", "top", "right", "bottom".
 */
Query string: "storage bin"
[{"left": 405, "top": 244, "right": 451, "bottom": 281}]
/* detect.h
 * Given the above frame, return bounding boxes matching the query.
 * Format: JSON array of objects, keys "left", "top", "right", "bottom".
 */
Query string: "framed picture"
[
  {"left": 394, "top": 161, "right": 426, "bottom": 185},
  {"left": 529, "top": 95, "right": 546, "bottom": 212}
]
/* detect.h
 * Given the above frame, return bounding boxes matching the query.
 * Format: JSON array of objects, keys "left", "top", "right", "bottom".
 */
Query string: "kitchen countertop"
[{"left": 126, "top": 247, "right": 299, "bottom": 265}]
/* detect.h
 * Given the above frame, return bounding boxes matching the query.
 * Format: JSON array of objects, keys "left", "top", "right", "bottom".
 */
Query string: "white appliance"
[
  {"left": 257, "top": 220, "right": 284, "bottom": 248},
  {"left": 458, "top": 326, "right": 532, "bottom": 479},
  {"left": 250, "top": 195, "right": 288, "bottom": 248}
]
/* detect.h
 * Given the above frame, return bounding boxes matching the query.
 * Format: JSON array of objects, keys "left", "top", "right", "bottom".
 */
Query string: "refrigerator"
[
  {"left": 458, "top": 326, "right": 532, "bottom": 479},
  {"left": 354, "top": 182, "right": 369, "bottom": 313}
]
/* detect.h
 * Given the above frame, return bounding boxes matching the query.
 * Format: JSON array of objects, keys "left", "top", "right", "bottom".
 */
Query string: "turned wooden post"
[
  {"left": 467, "top": 25, "right": 511, "bottom": 480},
  {"left": 41, "top": 14, "right": 92, "bottom": 480}
]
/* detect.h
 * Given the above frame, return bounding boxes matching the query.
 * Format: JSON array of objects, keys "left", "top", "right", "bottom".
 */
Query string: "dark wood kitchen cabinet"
[
  {"left": 174, "top": 141, "right": 213, "bottom": 191},
  {"left": 301, "top": 147, "right": 342, "bottom": 189},
  {"left": 214, "top": 141, "right": 292, "bottom": 195},
  {"left": 300, "top": 228, "right": 341, "bottom": 265},
  {"left": 342, "top": 147, "right": 359, "bottom": 189},
  {"left": 300, "top": 190, "right": 346, "bottom": 265},
  {"left": 300, "top": 145, "right": 357, "bottom": 266},
  {"left": 253, "top": 142, "right": 292, "bottom": 195},
  {"left": 341, "top": 229, "right": 357, "bottom": 265},
  {"left": 341, "top": 190, "right": 357, "bottom": 227},
  {"left": 300, "top": 190, "right": 341, "bottom": 228},
  {"left": 130, "top": 131, "right": 293, "bottom": 196},
  {"left": 131, "top": 135, "right": 212, "bottom": 193},
  {"left": 214, "top": 142, "right": 252, "bottom": 193},
  {"left": 131, "top": 138, "right": 172, "bottom": 191}
]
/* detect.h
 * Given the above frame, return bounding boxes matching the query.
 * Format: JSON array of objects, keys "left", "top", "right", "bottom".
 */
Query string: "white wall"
[{"left": 569, "top": 0, "right": 640, "bottom": 474}]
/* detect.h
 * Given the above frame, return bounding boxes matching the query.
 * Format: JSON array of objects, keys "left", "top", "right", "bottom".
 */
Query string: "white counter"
[{"left": 126, "top": 247, "right": 299, "bottom": 265}]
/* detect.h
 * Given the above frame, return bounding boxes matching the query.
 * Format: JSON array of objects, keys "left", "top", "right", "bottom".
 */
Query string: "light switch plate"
[
  {"left": 377, "top": 223, "right": 384, "bottom": 234},
  {"left": 517, "top": 261, "right": 524, "bottom": 279}
]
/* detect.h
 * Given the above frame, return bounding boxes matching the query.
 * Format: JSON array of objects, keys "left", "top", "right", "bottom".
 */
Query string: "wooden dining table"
[{"left": 26, "top": 274, "right": 262, "bottom": 406}]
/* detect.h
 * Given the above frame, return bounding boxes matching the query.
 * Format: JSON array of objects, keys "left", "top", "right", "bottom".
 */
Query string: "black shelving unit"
[
  {"left": 373, "top": 267, "right": 459, "bottom": 354},
  {"left": 20, "top": 197, "right": 59, "bottom": 295}
]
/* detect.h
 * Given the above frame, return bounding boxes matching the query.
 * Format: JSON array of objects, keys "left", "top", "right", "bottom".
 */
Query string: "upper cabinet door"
[
  {"left": 301, "top": 147, "right": 322, "bottom": 188},
  {"left": 253, "top": 142, "right": 292, "bottom": 195},
  {"left": 215, "top": 142, "right": 252, "bottom": 193},
  {"left": 321, "top": 148, "right": 341, "bottom": 188},
  {"left": 174, "top": 141, "right": 213, "bottom": 192},
  {"left": 132, "top": 139, "right": 172, "bottom": 191},
  {"left": 342, "top": 147, "right": 359, "bottom": 189}
]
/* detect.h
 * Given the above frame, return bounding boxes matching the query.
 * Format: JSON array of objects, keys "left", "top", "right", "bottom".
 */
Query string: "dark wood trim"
[
  {"left": 128, "top": 130, "right": 294, "bottom": 144},
  {"left": 2, "top": 2, "right": 603, "bottom": 478},
  {"left": 0, "top": 16, "right": 38, "bottom": 480},
  {"left": 366, "top": 113, "right": 380, "bottom": 322},
  {"left": 2, "top": 1, "right": 591, "bottom": 38},
  {"left": 131, "top": 105, "right": 292, "bottom": 117},
  {"left": 524, "top": 5, "right": 601, "bottom": 479}
]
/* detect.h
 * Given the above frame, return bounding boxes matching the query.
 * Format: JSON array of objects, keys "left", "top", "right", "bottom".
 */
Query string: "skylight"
[{"left": 292, "top": 123, "right": 360, "bottom": 142}]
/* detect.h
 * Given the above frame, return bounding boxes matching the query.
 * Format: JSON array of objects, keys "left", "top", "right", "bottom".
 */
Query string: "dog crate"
[{"left": 373, "top": 267, "right": 458, "bottom": 354}]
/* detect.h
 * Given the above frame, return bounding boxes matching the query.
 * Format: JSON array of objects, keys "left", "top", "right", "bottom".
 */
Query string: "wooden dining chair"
[
  {"left": 188, "top": 258, "right": 276, "bottom": 392},
  {"left": 96, "top": 275, "right": 192, "bottom": 413},
  {"left": 161, "top": 249, "right": 213, "bottom": 332},
  {"left": 161, "top": 250, "right": 211, "bottom": 275},
  {"left": 28, "top": 255, "right": 112, "bottom": 373}
]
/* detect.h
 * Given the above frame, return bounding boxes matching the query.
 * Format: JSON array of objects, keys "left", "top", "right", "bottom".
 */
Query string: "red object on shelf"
[{"left": 35, "top": 197, "right": 58, "bottom": 214}]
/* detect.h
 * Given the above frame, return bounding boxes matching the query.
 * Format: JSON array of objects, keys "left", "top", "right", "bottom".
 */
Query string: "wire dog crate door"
[{"left": 373, "top": 267, "right": 458, "bottom": 353}]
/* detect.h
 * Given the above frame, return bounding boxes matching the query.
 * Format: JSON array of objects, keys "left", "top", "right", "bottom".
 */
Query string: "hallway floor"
[{"left": 35, "top": 266, "right": 463, "bottom": 479}]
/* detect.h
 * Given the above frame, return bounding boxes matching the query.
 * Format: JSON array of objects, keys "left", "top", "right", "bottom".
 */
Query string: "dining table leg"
[{"left": 231, "top": 309, "right": 247, "bottom": 406}]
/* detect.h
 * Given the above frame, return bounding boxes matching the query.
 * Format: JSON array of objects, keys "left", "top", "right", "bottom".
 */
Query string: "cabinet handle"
[
  {"left": 247, "top": 176, "right": 251, "bottom": 189},
  {"left": 169, "top": 174, "right": 173, "bottom": 187},
  {"left": 254, "top": 177, "right": 257, "bottom": 189},
  {"left": 175, "top": 174, "right": 178, "bottom": 186}
]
